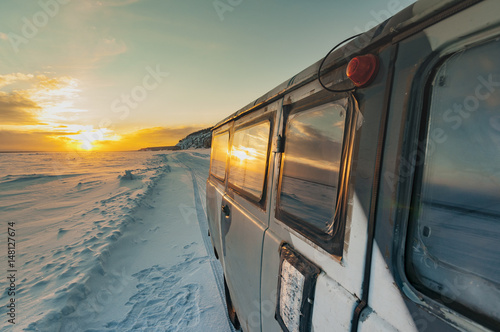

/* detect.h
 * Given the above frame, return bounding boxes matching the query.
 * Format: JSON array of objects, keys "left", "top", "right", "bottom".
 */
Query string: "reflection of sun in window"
[{"left": 231, "top": 146, "right": 257, "bottom": 165}]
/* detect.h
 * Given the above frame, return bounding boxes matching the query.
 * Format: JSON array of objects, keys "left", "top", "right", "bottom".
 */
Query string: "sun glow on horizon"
[
  {"left": 66, "top": 127, "right": 118, "bottom": 151},
  {"left": 0, "top": 71, "right": 208, "bottom": 152}
]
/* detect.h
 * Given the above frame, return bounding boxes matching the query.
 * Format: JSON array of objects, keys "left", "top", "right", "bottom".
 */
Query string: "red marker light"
[{"left": 346, "top": 54, "right": 379, "bottom": 87}]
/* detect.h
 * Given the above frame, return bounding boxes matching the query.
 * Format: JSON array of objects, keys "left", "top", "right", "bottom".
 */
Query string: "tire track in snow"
[{"left": 173, "top": 152, "right": 238, "bottom": 332}]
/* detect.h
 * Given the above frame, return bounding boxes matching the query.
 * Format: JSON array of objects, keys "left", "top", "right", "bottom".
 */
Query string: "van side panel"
[
  {"left": 222, "top": 195, "right": 267, "bottom": 331},
  {"left": 312, "top": 273, "right": 359, "bottom": 331},
  {"left": 222, "top": 106, "right": 279, "bottom": 332},
  {"left": 206, "top": 125, "right": 231, "bottom": 267}
]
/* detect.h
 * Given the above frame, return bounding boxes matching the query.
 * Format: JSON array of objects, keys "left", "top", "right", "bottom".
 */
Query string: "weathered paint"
[
  {"left": 311, "top": 272, "right": 359, "bottom": 332},
  {"left": 358, "top": 309, "right": 400, "bottom": 332},
  {"left": 368, "top": 242, "right": 418, "bottom": 331}
]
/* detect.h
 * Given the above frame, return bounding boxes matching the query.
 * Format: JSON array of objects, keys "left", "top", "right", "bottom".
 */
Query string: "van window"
[
  {"left": 210, "top": 131, "right": 229, "bottom": 180},
  {"left": 406, "top": 39, "right": 500, "bottom": 325},
  {"left": 228, "top": 121, "right": 271, "bottom": 199},
  {"left": 278, "top": 101, "right": 347, "bottom": 234}
]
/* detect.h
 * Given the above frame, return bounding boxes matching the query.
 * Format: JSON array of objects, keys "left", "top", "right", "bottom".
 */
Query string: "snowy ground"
[{"left": 0, "top": 150, "right": 234, "bottom": 331}]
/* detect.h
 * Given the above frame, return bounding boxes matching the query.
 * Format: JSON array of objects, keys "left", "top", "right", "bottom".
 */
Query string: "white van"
[{"left": 206, "top": 1, "right": 500, "bottom": 331}]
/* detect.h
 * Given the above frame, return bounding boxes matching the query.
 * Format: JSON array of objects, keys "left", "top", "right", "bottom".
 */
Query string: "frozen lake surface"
[{"left": 0, "top": 150, "right": 234, "bottom": 331}]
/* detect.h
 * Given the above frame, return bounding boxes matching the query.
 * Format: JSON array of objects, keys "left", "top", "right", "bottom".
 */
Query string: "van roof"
[{"left": 213, "top": 0, "right": 477, "bottom": 130}]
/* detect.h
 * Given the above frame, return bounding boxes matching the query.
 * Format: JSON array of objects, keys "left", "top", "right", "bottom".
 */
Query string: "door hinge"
[{"left": 274, "top": 135, "right": 285, "bottom": 153}]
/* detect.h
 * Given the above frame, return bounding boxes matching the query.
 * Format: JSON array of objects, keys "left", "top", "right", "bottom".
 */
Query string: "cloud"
[
  {"left": 0, "top": 72, "right": 72, "bottom": 91},
  {"left": 0, "top": 72, "right": 83, "bottom": 127},
  {"left": 0, "top": 130, "right": 71, "bottom": 151},
  {"left": 0, "top": 73, "right": 35, "bottom": 89},
  {"left": 0, "top": 91, "right": 41, "bottom": 125},
  {"left": 35, "top": 75, "right": 74, "bottom": 91}
]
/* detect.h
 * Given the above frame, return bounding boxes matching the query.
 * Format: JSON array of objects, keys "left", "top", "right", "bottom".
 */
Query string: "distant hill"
[
  {"left": 175, "top": 127, "right": 212, "bottom": 150},
  {"left": 138, "top": 146, "right": 180, "bottom": 151},
  {"left": 138, "top": 127, "right": 213, "bottom": 152}
]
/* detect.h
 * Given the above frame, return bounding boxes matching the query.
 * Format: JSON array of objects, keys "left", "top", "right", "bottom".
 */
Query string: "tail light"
[{"left": 346, "top": 54, "right": 379, "bottom": 87}]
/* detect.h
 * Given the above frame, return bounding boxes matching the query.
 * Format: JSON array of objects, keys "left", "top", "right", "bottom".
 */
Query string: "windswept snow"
[{"left": 0, "top": 150, "right": 234, "bottom": 331}]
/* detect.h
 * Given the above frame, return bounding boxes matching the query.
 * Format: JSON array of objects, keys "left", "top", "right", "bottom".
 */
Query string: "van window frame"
[
  {"left": 395, "top": 34, "right": 500, "bottom": 331},
  {"left": 275, "top": 92, "right": 355, "bottom": 256},
  {"left": 227, "top": 113, "right": 274, "bottom": 210},
  {"left": 209, "top": 129, "right": 230, "bottom": 183}
]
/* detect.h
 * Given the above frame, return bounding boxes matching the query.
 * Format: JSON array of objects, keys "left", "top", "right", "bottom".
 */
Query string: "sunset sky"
[{"left": 0, "top": 0, "right": 415, "bottom": 152}]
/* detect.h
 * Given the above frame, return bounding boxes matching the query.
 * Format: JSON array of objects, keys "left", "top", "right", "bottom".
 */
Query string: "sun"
[
  {"left": 80, "top": 140, "right": 94, "bottom": 151},
  {"left": 66, "top": 128, "right": 108, "bottom": 151}
]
